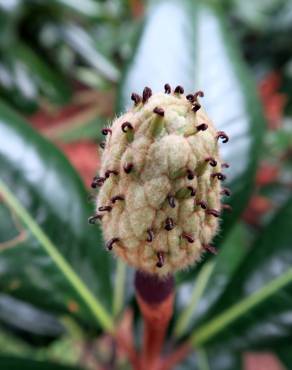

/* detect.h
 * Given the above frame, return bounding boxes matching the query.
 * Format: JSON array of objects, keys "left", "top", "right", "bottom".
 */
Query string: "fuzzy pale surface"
[{"left": 96, "top": 92, "right": 222, "bottom": 276}]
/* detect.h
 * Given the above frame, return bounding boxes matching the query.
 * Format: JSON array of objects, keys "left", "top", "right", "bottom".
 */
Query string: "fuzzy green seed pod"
[{"left": 92, "top": 85, "right": 229, "bottom": 276}]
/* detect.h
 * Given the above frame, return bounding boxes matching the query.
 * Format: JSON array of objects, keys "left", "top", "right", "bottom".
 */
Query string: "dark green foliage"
[{"left": 1, "top": 0, "right": 292, "bottom": 369}]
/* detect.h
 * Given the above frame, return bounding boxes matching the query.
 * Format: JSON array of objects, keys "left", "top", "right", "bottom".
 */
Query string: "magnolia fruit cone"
[{"left": 91, "top": 84, "right": 230, "bottom": 276}]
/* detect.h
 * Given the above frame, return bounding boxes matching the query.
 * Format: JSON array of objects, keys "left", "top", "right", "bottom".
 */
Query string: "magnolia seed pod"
[{"left": 92, "top": 85, "right": 229, "bottom": 276}]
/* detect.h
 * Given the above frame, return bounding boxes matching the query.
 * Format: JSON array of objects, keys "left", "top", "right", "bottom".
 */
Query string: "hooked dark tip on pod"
[
  {"left": 88, "top": 214, "right": 103, "bottom": 224},
  {"left": 165, "top": 217, "right": 175, "bottom": 231},
  {"left": 167, "top": 195, "right": 176, "bottom": 208},
  {"left": 156, "top": 251, "right": 165, "bottom": 268},
  {"left": 196, "top": 123, "right": 208, "bottom": 131},
  {"left": 211, "top": 172, "right": 226, "bottom": 181},
  {"left": 203, "top": 244, "right": 218, "bottom": 255},
  {"left": 131, "top": 92, "right": 142, "bottom": 105},
  {"left": 146, "top": 228, "right": 154, "bottom": 242},
  {"left": 98, "top": 205, "right": 112, "bottom": 212},
  {"left": 222, "top": 163, "right": 230, "bottom": 168},
  {"left": 142, "top": 86, "right": 152, "bottom": 103},
  {"left": 101, "top": 128, "right": 112, "bottom": 136},
  {"left": 205, "top": 157, "right": 217, "bottom": 167},
  {"left": 105, "top": 169, "right": 119, "bottom": 178},
  {"left": 111, "top": 195, "right": 125, "bottom": 203},
  {"left": 100, "top": 141, "right": 106, "bottom": 149},
  {"left": 174, "top": 85, "right": 184, "bottom": 94},
  {"left": 196, "top": 200, "right": 207, "bottom": 210},
  {"left": 221, "top": 188, "right": 231, "bottom": 196},
  {"left": 181, "top": 232, "right": 194, "bottom": 243},
  {"left": 223, "top": 204, "right": 233, "bottom": 212},
  {"left": 164, "top": 83, "right": 171, "bottom": 94},
  {"left": 187, "top": 186, "right": 196, "bottom": 196},
  {"left": 121, "top": 121, "right": 133, "bottom": 132},
  {"left": 206, "top": 209, "right": 220, "bottom": 217},
  {"left": 217, "top": 131, "right": 229, "bottom": 143},
  {"left": 123, "top": 163, "right": 134, "bottom": 174},
  {"left": 192, "top": 103, "right": 201, "bottom": 112},
  {"left": 186, "top": 94, "right": 195, "bottom": 103},
  {"left": 153, "top": 107, "right": 164, "bottom": 116},
  {"left": 194, "top": 90, "right": 204, "bottom": 99},
  {"left": 106, "top": 238, "right": 119, "bottom": 251},
  {"left": 91, "top": 176, "right": 105, "bottom": 188},
  {"left": 187, "top": 169, "right": 195, "bottom": 180}
]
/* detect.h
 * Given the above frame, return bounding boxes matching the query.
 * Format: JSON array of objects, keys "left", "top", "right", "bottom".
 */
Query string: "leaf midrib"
[
  {"left": 0, "top": 179, "right": 114, "bottom": 334},
  {"left": 191, "top": 268, "right": 292, "bottom": 346},
  {"left": 174, "top": 261, "right": 215, "bottom": 337}
]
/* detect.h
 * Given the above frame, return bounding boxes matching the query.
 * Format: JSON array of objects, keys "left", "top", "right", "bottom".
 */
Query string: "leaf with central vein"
[
  {"left": 0, "top": 100, "right": 113, "bottom": 331},
  {"left": 117, "top": 0, "right": 265, "bottom": 282},
  {"left": 174, "top": 224, "right": 247, "bottom": 338},
  {"left": 190, "top": 197, "right": 292, "bottom": 349}
]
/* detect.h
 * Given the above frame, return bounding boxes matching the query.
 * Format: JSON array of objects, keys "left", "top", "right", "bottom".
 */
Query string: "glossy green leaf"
[
  {"left": 0, "top": 294, "right": 64, "bottom": 337},
  {"left": 0, "top": 43, "right": 71, "bottom": 109},
  {"left": 0, "top": 356, "right": 84, "bottom": 370},
  {"left": 59, "top": 23, "right": 120, "bottom": 82},
  {"left": 0, "top": 60, "right": 38, "bottom": 113},
  {"left": 174, "top": 224, "right": 248, "bottom": 338},
  {"left": 117, "top": 0, "right": 265, "bottom": 262},
  {"left": 189, "top": 197, "right": 292, "bottom": 349},
  {"left": 12, "top": 43, "right": 71, "bottom": 105},
  {"left": 0, "top": 100, "right": 114, "bottom": 333}
]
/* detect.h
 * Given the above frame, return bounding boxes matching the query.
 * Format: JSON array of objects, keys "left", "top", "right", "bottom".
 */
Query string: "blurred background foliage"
[{"left": 0, "top": 0, "right": 292, "bottom": 369}]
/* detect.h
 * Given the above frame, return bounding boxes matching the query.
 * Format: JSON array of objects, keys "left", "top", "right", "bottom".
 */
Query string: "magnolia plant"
[
  {"left": 3, "top": 1, "right": 292, "bottom": 370},
  {"left": 90, "top": 84, "right": 229, "bottom": 369}
]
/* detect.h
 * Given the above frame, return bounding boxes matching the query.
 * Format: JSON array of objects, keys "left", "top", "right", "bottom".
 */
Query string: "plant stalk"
[{"left": 135, "top": 271, "right": 174, "bottom": 370}]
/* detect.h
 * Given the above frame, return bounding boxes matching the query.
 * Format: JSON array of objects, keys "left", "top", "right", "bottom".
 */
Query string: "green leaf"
[
  {"left": 0, "top": 100, "right": 114, "bottom": 333},
  {"left": 277, "top": 347, "right": 292, "bottom": 368},
  {"left": 200, "top": 348, "right": 242, "bottom": 370},
  {"left": 0, "top": 294, "right": 64, "bottom": 337},
  {"left": 0, "top": 356, "right": 84, "bottom": 370},
  {"left": 59, "top": 23, "right": 120, "bottom": 82},
  {"left": 0, "top": 60, "right": 38, "bottom": 113},
  {"left": 0, "top": 43, "right": 71, "bottom": 108},
  {"left": 189, "top": 196, "right": 292, "bottom": 349},
  {"left": 174, "top": 261, "right": 215, "bottom": 338},
  {"left": 112, "top": 260, "right": 127, "bottom": 317},
  {"left": 52, "top": 0, "right": 119, "bottom": 19},
  {"left": 117, "top": 0, "right": 265, "bottom": 252},
  {"left": 12, "top": 43, "right": 71, "bottom": 105},
  {"left": 0, "top": 319, "right": 84, "bottom": 362},
  {"left": 174, "top": 224, "right": 248, "bottom": 338},
  {"left": 233, "top": 0, "right": 289, "bottom": 31}
]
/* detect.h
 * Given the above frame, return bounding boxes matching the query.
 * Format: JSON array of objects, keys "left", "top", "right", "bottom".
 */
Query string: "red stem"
[
  {"left": 159, "top": 342, "right": 191, "bottom": 370},
  {"left": 135, "top": 271, "right": 175, "bottom": 370}
]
